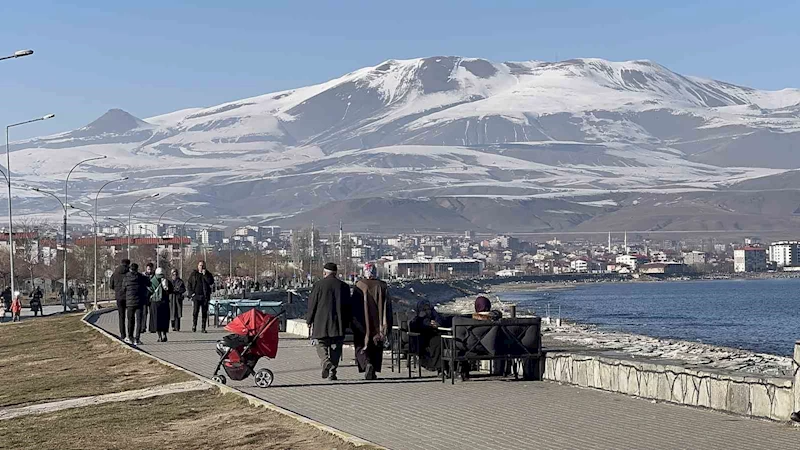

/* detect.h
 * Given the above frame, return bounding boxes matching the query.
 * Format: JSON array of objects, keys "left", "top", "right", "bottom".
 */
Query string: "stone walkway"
[{"left": 90, "top": 310, "right": 799, "bottom": 450}]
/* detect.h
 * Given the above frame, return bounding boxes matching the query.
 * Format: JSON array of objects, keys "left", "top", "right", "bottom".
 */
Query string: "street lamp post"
[
  {"left": 180, "top": 215, "right": 201, "bottom": 279},
  {"left": 4, "top": 114, "right": 55, "bottom": 295},
  {"left": 30, "top": 188, "right": 67, "bottom": 309},
  {"left": 64, "top": 156, "right": 106, "bottom": 306},
  {"left": 139, "top": 225, "right": 159, "bottom": 267},
  {"left": 127, "top": 193, "right": 159, "bottom": 260},
  {"left": 67, "top": 205, "right": 96, "bottom": 308},
  {"left": 94, "top": 177, "right": 127, "bottom": 309},
  {"left": 0, "top": 49, "right": 33, "bottom": 61},
  {"left": 155, "top": 206, "right": 182, "bottom": 268}
]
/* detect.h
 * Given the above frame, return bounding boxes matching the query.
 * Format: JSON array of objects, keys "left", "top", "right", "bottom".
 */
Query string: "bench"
[{"left": 441, "top": 316, "right": 542, "bottom": 384}]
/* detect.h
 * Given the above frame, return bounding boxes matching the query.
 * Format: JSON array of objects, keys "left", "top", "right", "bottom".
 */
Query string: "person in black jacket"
[
  {"left": 108, "top": 259, "right": 130, "bottom": 341},
  {"left": 124, "top": 263, "right": 150, "bottom": 346},
  {"left": 306, "top": 263, "right": 352, "bottom": 381},
  {"left": 142, "top": 262, "right": 155, "bottom": 334},
  {"left": 169, "top": 268, "right": 186, "bottom": 331},
  {"left": 187, "top": 261, "right": 214, "bottom": 333}
]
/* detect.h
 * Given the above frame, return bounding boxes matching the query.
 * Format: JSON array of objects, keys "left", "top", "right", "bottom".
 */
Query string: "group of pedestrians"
[
  {"left": 306, "top": 262, "right": 392, "bottom": 381},
  {"left": 110, "top": 258, "right": 214, "bottom": 346}
]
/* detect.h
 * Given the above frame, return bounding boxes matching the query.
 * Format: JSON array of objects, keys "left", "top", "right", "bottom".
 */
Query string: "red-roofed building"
[{"left": 734, "top": 247, "right": 767, "bottom": 273}]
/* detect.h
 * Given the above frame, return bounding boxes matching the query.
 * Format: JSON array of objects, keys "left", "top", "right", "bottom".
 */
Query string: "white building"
[
  {"left": 385, "top": 258, "right": 483, "bottom": 278},
  {"left": 734, "top": 247, "right": 767, "bottom": 273},
  {"left": 569, "top": 259, "right": 588, "bottom": 273},
  {"left": 682, "top": 251, "right": 707, "bottom": 267},
  {"left": 131, "top": 222, "right": 164, "bottom": 237},
  {"left": 616, "top": 254, "right": 643, "bottom": 271},
  {"left": 200, "top": 229, "right": 225, "bottom": 245},
  {"left": 768, "top": 241, "right": 800, "bottom": 268}
]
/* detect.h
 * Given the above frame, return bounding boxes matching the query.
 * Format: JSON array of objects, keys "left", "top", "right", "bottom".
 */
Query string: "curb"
[{"left": 81, "top": 308, "right": 385, "bottom": 449}]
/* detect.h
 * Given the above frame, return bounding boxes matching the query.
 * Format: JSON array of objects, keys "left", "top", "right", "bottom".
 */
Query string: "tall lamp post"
[
  {"left": 63, "top": 156, "right": 106, "bottom": 305},
  {"left": 179, "top": 215, "right": 201, "bottom": 279},
  {"left": 4, "top": 114, "right": 55, "bottom": 294},
  {"left": 155, "top": 206, "right": 182, "bottom": 268},
  {"left": 0, "top": 49, "right": 33, "bottom": 61},
  {"left": 30, "top": 187, "right": 67, "bottom": 309},
  {"left": 67, "top": 204, "right": 96, "bottom": 308},
  {"left": 94, "top": 177, "right": 127, "bottom": 308},
  {"left": 138, "top": 225, "right": 160, "bottom": 267},
  {"left": 127, "top": 193, "right": 159, "bottom": 260}
]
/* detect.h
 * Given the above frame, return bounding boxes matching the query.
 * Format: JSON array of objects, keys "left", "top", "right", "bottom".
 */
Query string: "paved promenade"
[{"left": 90, "top": 310, "right": 798, "bottom": 450}]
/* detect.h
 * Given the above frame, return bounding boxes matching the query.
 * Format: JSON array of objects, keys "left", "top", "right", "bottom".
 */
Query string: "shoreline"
[{"left": 434, "top": 284, "right": 794, "bottom": 378}]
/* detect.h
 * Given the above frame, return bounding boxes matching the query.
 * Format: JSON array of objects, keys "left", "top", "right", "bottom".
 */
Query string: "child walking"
[{"left": 10, "top": 291, "right": 22, "bottom": 322}]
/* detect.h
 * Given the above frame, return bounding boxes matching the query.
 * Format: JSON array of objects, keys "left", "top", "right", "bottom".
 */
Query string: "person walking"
[
  {"left": 123, "top": 263, "right": 150, "bottom": 346},
  {"left": 10, "top": 291, "right": 22, "bottom": 322},
  {"left": 30, "top": 287, "right": 43, "bottom": 317},
  {"left": 352, "top": 263, "right": 392, "bottom": 380},
  {"left": 306, "top": 263, "right": 352, "bottom": 381},
  {"left": 109, "top": 259, "right": 130, "bottom": 341},
  {"left": 169, "top": 268, "right": 186, "bottom": 331},
  {"left": 150, "top": 268, "right": 173, "bottom": 342},
  {"left": 187, "top": 261, "right": 214, "bottom": 333},
  {"left": 142, "top": 262, "right": 156, "bottom": 334},
  {"left": 2, "top": 286, "right": 12, "bottom": 318}
]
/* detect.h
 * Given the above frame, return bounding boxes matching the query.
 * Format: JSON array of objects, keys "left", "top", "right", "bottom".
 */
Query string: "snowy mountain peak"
[{"left": 82, "top": 108, "right": 151, "bottom": 134}]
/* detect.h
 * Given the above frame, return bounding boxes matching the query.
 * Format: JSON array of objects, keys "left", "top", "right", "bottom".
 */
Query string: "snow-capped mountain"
[{"left": 7, "top": 56, "right": 800, "bottom": 232}]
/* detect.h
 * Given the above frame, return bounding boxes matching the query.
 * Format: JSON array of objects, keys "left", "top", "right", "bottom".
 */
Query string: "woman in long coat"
[
  {"left": 169, "top": 269, "right": 186, "bottom": 331},
  {"left": 351, "top": 263, "right": 392, "bottom": 380},
  {"left": 150, "top": 267, "right": 173, "bottom": 342}
]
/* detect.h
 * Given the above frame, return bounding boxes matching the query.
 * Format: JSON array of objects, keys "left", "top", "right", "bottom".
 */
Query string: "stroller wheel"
[
  {"left": 254, "top": 369, "right": 274, "bottom": 388},
  {"left": 211, "top": 375, "right": 226, "bottom": 385}
]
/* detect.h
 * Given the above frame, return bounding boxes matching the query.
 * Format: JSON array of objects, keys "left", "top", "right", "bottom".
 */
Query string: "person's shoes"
[
  {"left": 365, "top": 364, "right": 376, "bottom": 380},
  {"left": 156, "top": 336, "right": 162, "bottom": 342},
  {"left": 192, "top": 327, "right": 196, "bottom": 332},
  {"left": 134, "top": 339, "right": 143, "bottom": 346},
  {"left": 162, "top": 335, "right": 168, "bottom": 342},
  {"left": 123, "top": 337, "right": 132, "bottom": 345},
  {"left": 328, "top": 373, "right": 338, "bottom": 381},
  {"left": 791, "top": 411, "right": 800, "bottom": 423},
  {"left": 201, "top": 329, "right": 207, "bottom": 334},
  {"left": 321, "top": 360, "right": 333, "bottom": 379}
]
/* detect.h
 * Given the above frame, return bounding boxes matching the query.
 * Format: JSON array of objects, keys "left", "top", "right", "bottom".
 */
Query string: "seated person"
[
  {"left": 408, "top": 300, "right": 446, "bottom": 372},
  {"left": 472, "top": 296, "right": 502, "bottom": 321},
  {"left": 459, "top": 295, "right": 504, "bottom": 380}
]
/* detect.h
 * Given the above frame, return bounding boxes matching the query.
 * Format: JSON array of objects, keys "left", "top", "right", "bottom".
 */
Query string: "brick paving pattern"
[{"left": 91, "top": 310, "right": 799, "bottom": 450}]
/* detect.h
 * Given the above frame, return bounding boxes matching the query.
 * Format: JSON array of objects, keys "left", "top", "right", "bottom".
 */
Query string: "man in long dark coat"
[
  {"left": 187, "top": 261, "right": 214, "bottom": 332},
  {"left": 352, "top": 263, "right": 392, "bottom": 380},
  {"left": 306, "top": 263, "right": 351, "bottom": 381},
  {"left": 124, "top": 263, "right": 150, "bottom": 346},
  {"left": 109, "top": 259, "right": 130, "bottom": 342}
]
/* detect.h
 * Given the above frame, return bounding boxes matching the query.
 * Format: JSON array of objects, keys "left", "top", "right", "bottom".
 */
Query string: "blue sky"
[{"left": 1, "top": 0, "right": 798, "bottom": 139}]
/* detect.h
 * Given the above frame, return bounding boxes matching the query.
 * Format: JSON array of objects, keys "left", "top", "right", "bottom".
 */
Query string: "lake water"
[{"left": 496, "top": 278, "right": 800, "bottom": 357}]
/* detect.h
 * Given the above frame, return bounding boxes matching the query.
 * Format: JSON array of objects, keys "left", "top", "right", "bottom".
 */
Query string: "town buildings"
[{"left": 734, "top": 247, "right": 768, "bottom": 273}]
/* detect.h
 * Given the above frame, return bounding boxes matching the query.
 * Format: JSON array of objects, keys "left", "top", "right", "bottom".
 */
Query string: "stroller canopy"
[{"left": 224, "top": 309, "right": 280, "bottom": 359}]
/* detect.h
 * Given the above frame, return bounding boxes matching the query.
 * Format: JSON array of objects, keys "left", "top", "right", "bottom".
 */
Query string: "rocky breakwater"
[{"left": 439, "top": 292, "right": 800, "bottom": 422}]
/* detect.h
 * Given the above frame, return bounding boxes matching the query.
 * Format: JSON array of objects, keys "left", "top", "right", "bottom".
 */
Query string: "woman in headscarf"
[
  {"left": 472, "top": 295, "right": 503, "bottom": 321},
  {"left": 169, "top": 268, "right": 186, "bottom": 331},
  {"left": 351, "top": 263, "right": 392, "bottom": 380},
  {"left": 408, "top": 299, "right": 447, "bottom": 372},
  {"left": 150, "top": 267, "right": 173, "bottom": 342}
]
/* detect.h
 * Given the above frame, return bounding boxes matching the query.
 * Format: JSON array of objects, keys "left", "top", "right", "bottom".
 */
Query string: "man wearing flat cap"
[{"left": 306, "top": 262, "right": 352, "bottom": 381}]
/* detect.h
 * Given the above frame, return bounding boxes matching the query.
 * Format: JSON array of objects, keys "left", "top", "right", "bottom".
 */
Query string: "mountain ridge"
[{"left": 6, "top": 56, "right": 800, "bottom": 233}]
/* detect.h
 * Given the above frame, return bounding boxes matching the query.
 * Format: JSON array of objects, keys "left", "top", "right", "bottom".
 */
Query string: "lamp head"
[
  {"left": 42, "top": 114, "right": 55, "bottom": 120},
  {"left": 14, "top": 50, "right": 33, "bottom": 57}
]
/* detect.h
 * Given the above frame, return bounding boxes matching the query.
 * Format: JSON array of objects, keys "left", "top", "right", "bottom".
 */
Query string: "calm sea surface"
[{"left": 496, "top": 278, "right": 800, "bottom": 356}]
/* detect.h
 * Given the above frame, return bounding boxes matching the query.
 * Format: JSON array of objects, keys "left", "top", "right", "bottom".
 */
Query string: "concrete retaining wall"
[
  {"left": 287, "top": 319, "right": 800, "bottom": 422},
  {"left": 542, "top": 350, "right": 796, "bottom": 422}
]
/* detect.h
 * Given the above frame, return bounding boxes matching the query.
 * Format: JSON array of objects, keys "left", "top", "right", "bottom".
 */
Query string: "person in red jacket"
[{"left": 11, "top": 291, "right": 23, "bottom": 322}]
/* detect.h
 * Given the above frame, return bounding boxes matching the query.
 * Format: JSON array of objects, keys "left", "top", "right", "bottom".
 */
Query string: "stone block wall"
[{"left": 542, "top": 351, "right": 795, "bottom": 422}]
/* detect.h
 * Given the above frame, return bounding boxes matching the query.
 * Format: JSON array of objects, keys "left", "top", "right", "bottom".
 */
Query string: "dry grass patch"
[
  {"left": 0, "top": 314, "right": 190, "bottom": 407},
  {"left": 0, "top": 390, "right": 374, "bottom": 450}
]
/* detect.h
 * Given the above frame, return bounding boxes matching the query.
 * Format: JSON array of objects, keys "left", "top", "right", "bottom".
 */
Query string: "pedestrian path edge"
[{"left": 81, "top": 308, "right": 385, "bottom": 449}]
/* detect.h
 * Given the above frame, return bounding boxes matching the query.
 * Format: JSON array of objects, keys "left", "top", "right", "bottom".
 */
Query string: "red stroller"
[{"left": 211, "top": 309, "right": 285, "bottom": 388}]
